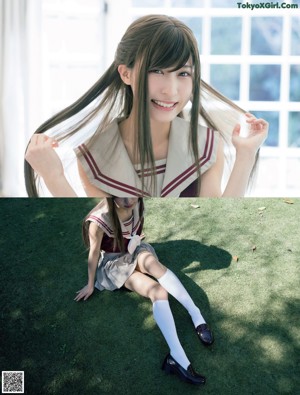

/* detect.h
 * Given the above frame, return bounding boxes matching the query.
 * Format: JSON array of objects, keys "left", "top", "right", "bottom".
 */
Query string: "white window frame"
[
  {"left": 126, "top": 0, "right": 300, "bottom": 196},
  {"left": 41, "top": 0, "right": 300, "bottom": 196}
]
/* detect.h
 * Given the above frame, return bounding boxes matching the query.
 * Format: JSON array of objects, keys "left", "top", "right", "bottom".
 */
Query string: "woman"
[
  {"left": 25, "top": 15, "right": 268, "bottom": 197},
  {"left": 75, "top": 197, "right": 214, "bottom": 385}
]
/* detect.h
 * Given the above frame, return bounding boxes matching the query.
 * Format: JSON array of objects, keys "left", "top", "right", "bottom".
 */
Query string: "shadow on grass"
[
  {"left": 1, "top": 199, "right": 299, "bottom": 394},
  {"left": 151, "top": 239, "right": 232, "bottom": 271}
]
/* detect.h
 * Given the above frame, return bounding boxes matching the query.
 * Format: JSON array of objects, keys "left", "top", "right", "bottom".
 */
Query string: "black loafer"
[
  {"left": 195, "top": 323, "right": 214, "bottom": 346},
  {"left": 161, "top": 354, "right": 206, "bottom": 385}
]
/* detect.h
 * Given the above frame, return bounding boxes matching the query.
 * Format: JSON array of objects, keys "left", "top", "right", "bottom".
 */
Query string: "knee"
[
  {"left": 148, "top": 283, "right": 168, "bottom": 303},
  {"left": 144, "top": 258, "right": 167, "bottom": 279}
]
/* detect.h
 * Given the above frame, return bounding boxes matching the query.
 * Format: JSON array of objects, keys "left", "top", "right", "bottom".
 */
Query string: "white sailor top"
[
  {"left": 86, "top": 201, "right": 144, "bottom": 253},
  {"left": 75, "top": 116, "right": 219, "bottom": 197}
]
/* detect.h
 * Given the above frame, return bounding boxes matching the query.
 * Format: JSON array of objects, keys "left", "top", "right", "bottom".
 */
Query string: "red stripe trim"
[
  {"left": 89, "top": 215, "right": 141, "bottom": 237},
  {"left": 136, "top": 168, "right": 166, "bottom": 177},
  {"left": 88, "top": 215, "right": 113, "bottom": 235},
  {"left": 132, "top": 219, "right": 141, "bottom": 233},
  {"left": 123, "top": 217, "right": 133, "bottom": 226},
  {"left": 161, "top": 128, "right": 214, "bottom": 197},
  {"left": 135, "top": 164, "right": 166, "bottom": 176},
  {"left": 78, "top": 145, "right": 150, "bottom": 196}
]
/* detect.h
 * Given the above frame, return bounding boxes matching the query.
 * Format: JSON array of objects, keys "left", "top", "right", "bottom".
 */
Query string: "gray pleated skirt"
[{"left": 95, "top": 242, "right": 158, "bottom": 291}]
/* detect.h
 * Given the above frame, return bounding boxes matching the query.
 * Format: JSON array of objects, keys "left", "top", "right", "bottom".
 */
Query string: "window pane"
[
  {"left": 211, "top": 0, "right": 235, "bottom": 7},
  {"left": 251, "top": 17, "right": 283, "bottom": 55},
  {"left": 49, "top": 66, "right": 64, "bottom": 101},
  {"left": 250, "top": 65, "right": 281, "bottom": 101},
  {"left": 64, "top": 0, "right": 100, "bottom": 7},
  {"left": 290, "top": 65, "right": 300, "bottom": 102},
  {"left": 132, "top": 0, "right": 163, "bottom": 6},
  {"left": 287, "top": 159, "right": 300, "bottom": 189},
  {"left": 289, "top": 112, "right": 300, "bottom": 147},
  {"left": 180, "top": 17, "right": 202, "bottom": 49},
  {"left": 171, "top": 0, "right": 204, "bottom": 6},
  {"left": 255, "top": 158, "right": 279, "bottom": 190},
  {"left": 45, "top": 17, "right": 62, "bottom": 52},
  {"left": 211, "top": 18, "right": 242, "bottom": 55},
  {"left": 210, "top": 65, "right": 240, "bottom": 100},
  {"left": 252, "top": 111, "right": 279, "bottom": 147},
  {"left": 65, "top": 18, "right": 100, "bottom": 53},
  {"left": 291, "top": 17, "right": 300, "bottom": 55},
  {"left": 65, "top": 66, "right": 100, "bottom": 101}
]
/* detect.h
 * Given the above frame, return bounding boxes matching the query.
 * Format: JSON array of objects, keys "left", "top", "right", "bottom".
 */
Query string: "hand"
[
  {"left": 74, "top": 285, "right": 94, "bottom": 302},
  {"left": 232, "top": 113, "right": 268, "bottom": 158},
  {"left": 25, "top": 134, "right": 64, "bottom": 179}
]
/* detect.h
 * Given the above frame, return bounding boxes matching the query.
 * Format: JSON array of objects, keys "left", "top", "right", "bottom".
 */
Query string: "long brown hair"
[
  {"left": 82, "top": 198, "right": 144, "bottom": 253},
  {"left": 25, "top": 14, "right": 250, "bottom": 197}
]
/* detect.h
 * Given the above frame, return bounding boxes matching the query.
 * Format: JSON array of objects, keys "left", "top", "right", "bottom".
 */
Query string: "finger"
[
  {"left": 250, "top": 119, "right": 268, "bottom": 130},
  {"left": 44, "top": 137, "right": 58, "bottom": 148},
  {"left": 246, "top": 116, "right": 257, "bottom": 123},
  {"left": 245, "top": 113, "right": 256, "bottom": 119},
  {"left": 232, "top": 124, "right": 241, "bottom": 135},
  {"left": 74, "top": 294, "right": 83, "bottom": 302}
]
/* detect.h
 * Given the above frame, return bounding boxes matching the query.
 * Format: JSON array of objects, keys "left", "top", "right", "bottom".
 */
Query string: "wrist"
[
  {"left": 42, "top": 173, "right": 77, "bottom": 197},
  {"left": 235, "top": 149, "right": 256, "bottom": 165},
  {"left": 87, "top": 281, "right": 95, "bottom": 289}
]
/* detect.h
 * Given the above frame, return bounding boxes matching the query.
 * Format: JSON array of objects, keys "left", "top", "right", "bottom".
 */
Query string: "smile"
[{"left": 151, "top": 100, "right": 177, "bottom": 109}]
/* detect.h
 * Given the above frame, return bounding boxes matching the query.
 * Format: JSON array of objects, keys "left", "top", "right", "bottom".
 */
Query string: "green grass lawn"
[{"left": 1, "top": 198, "right": 299, "bottom": 395}]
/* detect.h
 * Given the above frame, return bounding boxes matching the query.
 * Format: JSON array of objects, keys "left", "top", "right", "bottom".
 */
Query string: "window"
[
  {"left": 128, "top": 0, "right": 300, "bottom": 196},
  {"left": 42, "top": 0, "right": 105, "bottom": 116},
  {"left": 42, "top": 0, "right": 300, "bottom": 196}
]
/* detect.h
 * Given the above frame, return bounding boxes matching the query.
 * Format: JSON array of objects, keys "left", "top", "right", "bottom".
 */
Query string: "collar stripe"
[
  {"left": 161, "top": 128, "right": 214, "bottom": 197},
  {"left": 78, "top": 145, "right": 151, "bottom": 196}
]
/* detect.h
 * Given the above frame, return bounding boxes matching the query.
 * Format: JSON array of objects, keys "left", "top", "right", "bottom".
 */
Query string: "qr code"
[{"left": 2, "top": 371, "right": 24, "bottom": 393}]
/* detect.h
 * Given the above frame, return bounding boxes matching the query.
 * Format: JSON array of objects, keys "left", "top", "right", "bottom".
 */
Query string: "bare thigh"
[
  {"left": 124, "top": 271, "right": 168, "bottom": 302},
  {"left": 136, "top": 251, "right": 167, "bottom": 279}
]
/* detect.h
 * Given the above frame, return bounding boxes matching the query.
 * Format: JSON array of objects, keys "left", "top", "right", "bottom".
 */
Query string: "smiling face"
[
  {"left": 118, "top": 60, "right": 193, "bottom": 127},
  {"left": 147, "top": 61, "right": 193, "bottom": 125},
  {"left": 116, "top": 15, "right": 201, "bottom": 177}
]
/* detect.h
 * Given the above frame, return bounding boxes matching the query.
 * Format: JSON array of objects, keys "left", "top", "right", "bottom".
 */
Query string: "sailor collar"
[{"left": 76, "top": 117, "right": 219, "bottom": 197}]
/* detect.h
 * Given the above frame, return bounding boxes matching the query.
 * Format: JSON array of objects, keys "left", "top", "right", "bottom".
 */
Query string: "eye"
[
  {"left": 179, "top": 71, "right": 191, "bottom": 77},
  {"left": 149, "top": 69, "right": 163, "bottom": 74}
]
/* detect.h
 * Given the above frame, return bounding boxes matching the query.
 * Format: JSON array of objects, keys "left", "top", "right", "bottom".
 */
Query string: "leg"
[
  {"left": 136, "top": 252, "right": 205, "bottom": 328},
  {"left": 124, "top": 271, "right": 190, "bottom": 369},
  {"left": 158, "top": 269, "right": 206, "bottom": 327},
  {"left": 136, "top": 251, "right": 167, "bottom": 279},
  {"left": 124, "top": 269, "right": 167, "bottom": 302},
  {"left": 159, "top": 270, "right": 214, "bottom": 345}
]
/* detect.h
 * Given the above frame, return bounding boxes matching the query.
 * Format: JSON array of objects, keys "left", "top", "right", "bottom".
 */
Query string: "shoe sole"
[{"left": 162, "top": 363, "right": 206, "bottom": 385}]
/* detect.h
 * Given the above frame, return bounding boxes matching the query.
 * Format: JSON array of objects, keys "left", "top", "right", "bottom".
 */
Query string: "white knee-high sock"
[
  {"left": 153, "top": 300, "right": 190, "bottom": 370},
  {"left": 158, "top": 269, "right": 206, "bottom": 327}
]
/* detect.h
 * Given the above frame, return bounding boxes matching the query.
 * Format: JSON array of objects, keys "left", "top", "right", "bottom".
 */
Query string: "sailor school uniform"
[
  {"left": 86, "top": 201, "right": 157, "bottom": 291},
  {"left": 75, "top": 116, "right": 219, "bottom": 197}
]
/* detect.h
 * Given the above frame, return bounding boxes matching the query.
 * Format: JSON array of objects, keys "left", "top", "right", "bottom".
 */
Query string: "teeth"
[{"left": 153, "top": 100, "right": 175, "bottom": 108}]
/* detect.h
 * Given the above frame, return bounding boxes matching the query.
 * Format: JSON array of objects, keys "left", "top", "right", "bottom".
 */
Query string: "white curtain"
[{"left": 0, "top": 0, "right": 42, "bottom": 196}]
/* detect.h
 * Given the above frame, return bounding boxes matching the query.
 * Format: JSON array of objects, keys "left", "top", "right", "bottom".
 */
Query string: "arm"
[
  {"left": 74, "top": 222, "right": 104, "bottom": 302},
  {"left": 222, "top": 114, "right": 268, "bottom": 197},
  {"left": 200, "top": 114, "right": 268, "bottom": 197},
  {"left": 25, "top": 135, "right": 77, "bottom": 196}
]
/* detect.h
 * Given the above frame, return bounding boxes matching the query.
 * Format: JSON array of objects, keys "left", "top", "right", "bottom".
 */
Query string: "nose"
[{"left": 161, "top": 74, "right": 178, "bottom": 97}]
